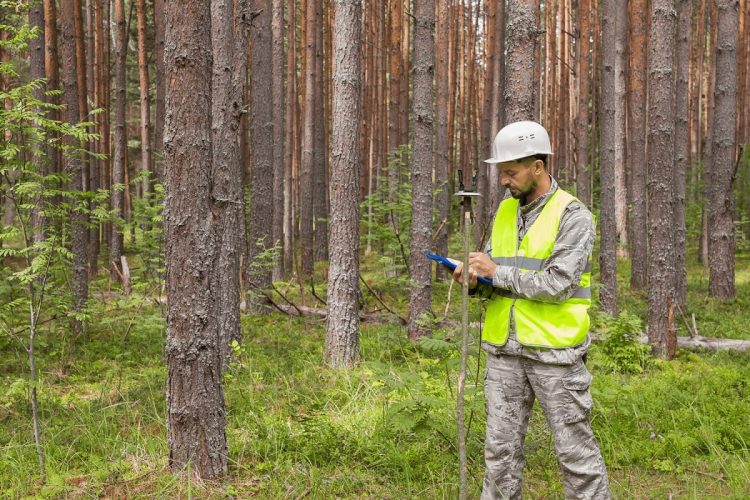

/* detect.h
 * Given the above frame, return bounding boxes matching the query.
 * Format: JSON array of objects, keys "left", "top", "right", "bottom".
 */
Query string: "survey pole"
[{"left": 454, "top": 170, "right": 480, "bottom": 500}]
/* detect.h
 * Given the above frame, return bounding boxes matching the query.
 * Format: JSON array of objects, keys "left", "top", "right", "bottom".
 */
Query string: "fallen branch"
[
  {"left": 273, "top": 304, "right": 401, "bottom": 325},
  {"left": 440, "top": 321, "right": 750, "bottom": 352},
  {"left": 270, "top": 281, "right": 303, "bottom": 316},
  {"left": 359, "top": 275, "right": 407, "bottom": 325}
]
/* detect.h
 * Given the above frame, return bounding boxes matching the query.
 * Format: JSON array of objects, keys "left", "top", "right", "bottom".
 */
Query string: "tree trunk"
[
  {"left": 212, "top": 0, "right": 249, "bottom": 367},
  {"left": 647, "top": 0, "right": 677, "bottom": 359},
  {"left": 59, "top": 0, "right": 89, "bottom": 329},
  {"left": 283, "top": 0, "right": 296, "bottom": 274},
  {"left": 300, "top": 0, "right": 317, "bottom": 276},
  {"left": 325, "top": 0, "right": 362, "bottom": 368},
  {"left": 164, "top": 0, "right": 227, "bottom": 479},
  {"left": 86, "top": 0, "right": 100, "bottom": 275},
  {"left": 434, "top": 0, "right": 450, "bottom": 273},
  {"left": 674, "top": 0, "right": 692, "bottom": 308},
  {"left": 271, "top": 0, "right": 285, "bottom": 280},
  {"left": 407, "top": 0, "right": 435, "bottom": 340},
  {"left": 111, "top": 0, "right": 127, "bottom": 281},
  {"left": 153, "top": 0, "right": 165, "bottom": 180},
  {"left": 488, "top": 0, "right": 505, "bottom": 213},
  {"left": 29, "top": 0, "right": 47, "bottom": 243},
  {"left": 614, "top": 0, "right": 628, "bottom": 260},
  {"left": 575, "top": 0, "right": 591, "bottom": 207},
  {"left": 136, "top": 0, "right": 152, "bottom": 196},
  {"left": 627, "top": 0, "right": 648, "bottom": 290},
  {"left": 505, "top": 0, "right": 539, "bottom": 122},
  {"left": 246, "top": 0, "right": 274, "bottom": 294},
  {"left": 43, "top": 0, "right": 61, "bottom": 178},
  {"left": 706, "top": 0, "right": 739, "bottom": 299},
  {"left": 598, "top": 0, "right": 618, "bottom": 316},
  {"left": 312, "top": 0, "right": 328, "bottom": 262}
]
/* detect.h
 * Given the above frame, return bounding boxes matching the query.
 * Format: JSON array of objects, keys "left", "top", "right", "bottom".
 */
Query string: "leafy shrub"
[{"left": 596, "top": 311, "right": 652, "bottom": 374}]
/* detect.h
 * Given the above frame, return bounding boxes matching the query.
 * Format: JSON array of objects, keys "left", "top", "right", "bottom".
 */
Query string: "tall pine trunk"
[
  {"left": 153, "top": 0, "right": 165, "bottom": 180},
  {"left": 29, "top": 1, "right": 47, "bottom": 243},
  {"left": 164, "top": 0, "right": 227, "bottom": 478},
  {"left": 599, "top": 0, "right": 618, "bottom": 316},
  {"left": 299, "top": 0, "right": 317, "bottom": 276},
  {"left": 614, "top": 0, "right": 628, "bottom": 259},
  {"left": 434, "top": 0, "right": 450, "bottom": 274},
  {"left": 673, "top": 0, "right": 692, "bottom": 308},
  {"left": 627, "top": 0, "right": 648, "bottom": 290},
  {"left": 271, "top": 0, "right": 285, "bottom": 280},
  {"left": 647, "top": 0, "right": 677, "bottom": 359},
  {"left": 575, "top": 0, "right": 591, "bottom": 207},
  {"left": 110, "top": 0, "right": 126, "bottom": 281},
  {"left": 325, "top": 0, "right": 362, "bottom": 368},
  {"left": 505, "top": 0, "right": 539, "bottom": 121},
  {"left": 246, "top": 0, "right": 274, "bottom": 294},
  {"left": 312, "top": 0, "right": 328, "bottom": 262},
  {"left": 407, "top": 0, "right": 435, "bottom": 340},
  {"left": 212, "top": 0, "right": 249, "bottom": 366},
  {"left": 136, "top": 0, "right": 152, "bottom": 196},
  {"left": 59, "top": 0, "right": 89, "bottom": 328},
  {"left": 706, "top": 0, "right": 739, "bottom": 299}
]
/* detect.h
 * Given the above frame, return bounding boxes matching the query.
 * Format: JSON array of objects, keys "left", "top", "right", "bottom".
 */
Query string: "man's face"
[{"left": 497, "top": 157, "right": 541, "bottom": 200}]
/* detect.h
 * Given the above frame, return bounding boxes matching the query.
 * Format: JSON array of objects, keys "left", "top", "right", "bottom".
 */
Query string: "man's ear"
[{"left": 534, "top": 159, "right": 543, "bottom": 174}]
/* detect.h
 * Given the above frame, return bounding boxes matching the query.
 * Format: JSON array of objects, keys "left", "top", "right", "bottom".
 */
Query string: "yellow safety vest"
[{"left": 483, "top": 188, "right": 592, "bottom": 348}]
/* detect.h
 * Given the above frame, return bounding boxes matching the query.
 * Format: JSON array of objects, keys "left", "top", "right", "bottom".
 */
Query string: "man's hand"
[
  {"left": 452, "top": 261, "right": 478, "bottom": 287},
  {"left": 468, "top": 252, "right": 498, "bottom": 280}
]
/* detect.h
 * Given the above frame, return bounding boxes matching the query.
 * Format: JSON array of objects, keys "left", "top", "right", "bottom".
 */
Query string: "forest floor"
[{"left": 1, "top": 250, "right": 749, "bottom": 498}]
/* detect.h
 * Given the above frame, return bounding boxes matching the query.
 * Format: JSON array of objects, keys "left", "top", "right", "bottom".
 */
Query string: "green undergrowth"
[{"left": 1, "top": 248, "right": 750, "bottom": 497}]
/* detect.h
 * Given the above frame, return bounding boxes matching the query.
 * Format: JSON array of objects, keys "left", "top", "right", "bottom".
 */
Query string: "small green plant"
[
  {"left": 597, "top": 311, "right": 652, "bottom": 374},
  {"left": 0, "top": 12, "right": 100, "bottom": 483}
]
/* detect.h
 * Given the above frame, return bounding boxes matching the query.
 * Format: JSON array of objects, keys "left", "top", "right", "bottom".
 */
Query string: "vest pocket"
[{"left": 561, "top": 368, "right": 593, "bottom": 424}]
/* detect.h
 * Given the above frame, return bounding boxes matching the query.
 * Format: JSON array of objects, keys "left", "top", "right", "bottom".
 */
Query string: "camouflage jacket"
[{"left": 474, "top": 176, "right": 595, "bottom": 365}]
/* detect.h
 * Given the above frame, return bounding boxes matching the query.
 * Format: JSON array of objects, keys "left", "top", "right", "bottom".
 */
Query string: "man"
[{"left": 453, "top": 120, "right": 610, "bottom": 499}]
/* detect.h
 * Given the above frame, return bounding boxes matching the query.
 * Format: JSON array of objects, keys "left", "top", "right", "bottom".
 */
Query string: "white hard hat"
[{"left": 484, "top": 120, "right": 553, "bottom": 164}]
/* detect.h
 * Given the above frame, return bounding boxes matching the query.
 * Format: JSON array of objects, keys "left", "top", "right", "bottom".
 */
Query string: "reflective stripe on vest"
[{"left": 483, "top": 188, "right": 592, "bottom": 348}]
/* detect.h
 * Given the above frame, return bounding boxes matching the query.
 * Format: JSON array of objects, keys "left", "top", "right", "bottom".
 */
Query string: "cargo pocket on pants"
[{"left": 561, "top": 368, "right": 593, "bottom": 424}]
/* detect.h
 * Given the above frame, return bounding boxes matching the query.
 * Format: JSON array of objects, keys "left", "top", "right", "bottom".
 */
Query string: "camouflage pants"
[{"left": 481, "top": 353, "right": 610, "bottom": 500}]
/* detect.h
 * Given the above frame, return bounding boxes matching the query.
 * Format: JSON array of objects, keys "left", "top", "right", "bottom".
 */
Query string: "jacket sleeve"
[{"left": 490, "top": 202, "right": 595, "bottom": 303}]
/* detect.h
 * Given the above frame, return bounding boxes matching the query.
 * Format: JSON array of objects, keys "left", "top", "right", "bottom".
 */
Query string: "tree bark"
[
  {"left": 407, "top": 0, "right": 435, "bottom": 340},
  {"left": 674, "top": 0, "right": 692, "bottom": 308},
  {"left": 299, "top": 0, "right": 317, "bottom": 276},
  {"left": 111, "top": 0, "right": 127, "bottom": 281},
  {"left": 614, "top": 0, "right": 628, "bottom": 259},
  {"left": 136, "top": 0, "right": 152, "bottom": 196},
  {"left": 434, "top": 0, "right": 450, "bottom": 272},
  {"left": 212, "top": 0, "right": 249, "bottom": 367},
  {"left": 29, "top": 0, "right": 47, "bottom": 243},
  {"left": 271, "top": 0, "right": 285, "bottom": 280},
  {"left": 598, "top": 0, "right": 618, "bottom": 316},
  {"left": 505, "top": 0, "right": 539, "bottom": 122},
  {"left": 325, "top": 0, "right": 362, "bottom": 368},
  {"left": 43, "top": 0, "right": 61, "bottom": 178},
  {"left": 246, "top": 0, "right": 274, "bottom": 294},
  {"left": 153, "top": 0, "right": 165, "bottom": 181},
  {"left": 627, "top": 0, "right": 648, "bottom": 290},
  {"left": 575, "top": 0, "right": 591, "bottom": 207},
  {"left": 312, "top": 0, "right": 328, "bottom": 262},
  {"left": 59, "top": 0, "right": 89, "bottom": 328},
  {"left": 488, "top": 0, "right": 505, "bottom": 213},
  {"left": 283, "top": 0, "right": 296, "bottom": 274},
  {"left": 647, "top": 0, "right": 677, "bottom": 359},
  {"left": 706, "top": 0, "right": 739, "bottom": 299},
  {"left": 164, "top": 0, "right": 227, "bottom": 479}
]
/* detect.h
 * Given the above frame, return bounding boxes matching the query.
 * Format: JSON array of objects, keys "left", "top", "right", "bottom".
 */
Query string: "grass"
[{"left": 1, "top": 249, "right": 749, "bottom": 497}]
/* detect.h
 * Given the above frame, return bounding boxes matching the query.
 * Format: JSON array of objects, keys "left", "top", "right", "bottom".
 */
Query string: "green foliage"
[
  {"left": 594, "top": 311, "right": 652, "bottom": 374},
  {"left": 361, "top": 145, "right": 413, "bottom": 285},
  {"left": 127, "top": 175, "right": 165, "bottom": 280}
]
